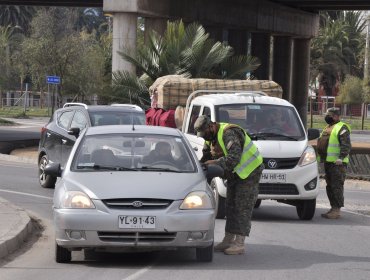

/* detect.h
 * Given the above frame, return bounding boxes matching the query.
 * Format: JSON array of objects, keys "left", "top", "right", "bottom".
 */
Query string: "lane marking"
[
  {"left": 0, "top": 189, "right": 52, "bottom": 200},
  {"left": 122, "top": 265, "right": 153, "bottom": 280}
]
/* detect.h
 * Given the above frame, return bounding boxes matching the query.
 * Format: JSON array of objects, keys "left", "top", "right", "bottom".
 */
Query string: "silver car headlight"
[
  {"left": 298, "top": 146, "right": 317, "bottom": 167},
  {"left": 180, "top": 191, "right": 213, "bottom": 209},
  {"left": 61, "top": 191, "right": 95, "bottom": 209}
]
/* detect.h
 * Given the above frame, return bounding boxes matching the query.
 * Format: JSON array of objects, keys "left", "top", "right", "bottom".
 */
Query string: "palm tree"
[
  {"left": 310, "top": 11, "right": 366, "bottom": 96},
  {"left": 112, "top": 20, "right": 260, "bottom": 107},
  {"left": 0, "top": 5, "right": 36, "bottom": 34}
]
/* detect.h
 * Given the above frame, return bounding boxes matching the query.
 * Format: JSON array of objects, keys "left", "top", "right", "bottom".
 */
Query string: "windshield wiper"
[
  {"left": 76, "top": 165, "right": 138, "bottom": 171},
  {"left": 139, "top": 166, "right": 182, "bottom": 173},
  {"left": 251, "top": 132, "right": 298, "bottom": 141}
]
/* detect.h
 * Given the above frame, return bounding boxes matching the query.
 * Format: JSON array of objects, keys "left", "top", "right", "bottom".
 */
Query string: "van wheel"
[
  {"left": 196, "top": 243, "right": 213, "bottom": 262},
  {"left": 296, "top": 199, "right": 316, "bottom": 220},
  {"left": 216, "top": 196, "right": 226, "bottom": 219},
  {"left": 39, "top": 155, "right": 56, "bottom": 188},
  {"left": 254, "top": 199, "right": 262, "bottom": 208},
  {"left": 55, "top": 243, "right": 71, "bottom": 263}
]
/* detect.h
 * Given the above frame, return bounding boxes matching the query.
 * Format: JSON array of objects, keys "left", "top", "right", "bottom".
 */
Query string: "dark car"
[{"left": 38, "top": 103, "right": 145, "bottom": 188}]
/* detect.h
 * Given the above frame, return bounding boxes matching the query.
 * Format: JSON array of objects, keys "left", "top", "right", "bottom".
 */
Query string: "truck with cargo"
[{"left": 148, "top": 76, "right": 320, "bottom": 220}]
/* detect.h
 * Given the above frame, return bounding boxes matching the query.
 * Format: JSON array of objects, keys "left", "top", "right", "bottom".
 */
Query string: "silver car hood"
[{"left": 62, "top": 171, "right": 206, "bottom": 200}]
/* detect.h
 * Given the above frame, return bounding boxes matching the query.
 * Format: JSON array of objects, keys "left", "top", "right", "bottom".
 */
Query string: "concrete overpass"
[{"left": 2, "top": 0, "right": 370, "bottom": 126}]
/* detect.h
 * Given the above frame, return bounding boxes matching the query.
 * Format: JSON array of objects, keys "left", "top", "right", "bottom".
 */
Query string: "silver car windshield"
[
  {"left": 72, "top": 134, "right": 196, "bottom": 173},
  {"left": 216, "top": 104, "right": 305, "bottom": 140}
]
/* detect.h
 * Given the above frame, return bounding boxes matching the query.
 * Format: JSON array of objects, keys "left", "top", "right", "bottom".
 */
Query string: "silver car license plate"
[{"left": 118, "top": 215, "right": 156, "bottom": 229}]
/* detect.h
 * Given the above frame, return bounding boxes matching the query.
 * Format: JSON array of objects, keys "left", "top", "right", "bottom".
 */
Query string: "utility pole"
[{"left": 363, "top": 12, "right": 370, "bottom": 129}]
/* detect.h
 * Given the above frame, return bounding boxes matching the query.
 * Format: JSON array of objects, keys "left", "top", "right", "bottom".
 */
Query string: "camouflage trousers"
[
  {"left": 225, "top": 164, "right": 263, "bottom": 236},
  {"left": 324, "top": 162, "right": 347, "bottom": 208}
]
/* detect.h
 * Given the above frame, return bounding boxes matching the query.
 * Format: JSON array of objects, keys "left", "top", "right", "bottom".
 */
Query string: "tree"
[
  {"left": 113, "top": 20, "right": 260, "bottom": 107},
  {"left": 337, "top": 75, "right": 364, "bottom": 104},
  {"left": 310, "top": 11, "right": 366, "bottom": 96},
  {"left": 0, "top": 25, "right": 24, "bottom": 91},
  {"left": 0, "top": 5, "right": 36, "bottom": 34},
  {"left": 22, "top": 7, "right": 108, "bottom": 106}
]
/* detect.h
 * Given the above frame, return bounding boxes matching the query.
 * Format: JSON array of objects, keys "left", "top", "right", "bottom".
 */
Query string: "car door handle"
[
  {"left": 193, "top": 146, "right": 198, "bottom": 151},
  {"left": 46, "top": 132, "right": 51, "bottom": 137},
  {"left": 62, "top": 139, "right": 67, "bottom": 144}
]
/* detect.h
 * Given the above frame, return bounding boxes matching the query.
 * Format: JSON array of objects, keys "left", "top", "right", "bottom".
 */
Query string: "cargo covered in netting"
[{"left": 149, "top": 75, "right": 283, "bottom": 110}]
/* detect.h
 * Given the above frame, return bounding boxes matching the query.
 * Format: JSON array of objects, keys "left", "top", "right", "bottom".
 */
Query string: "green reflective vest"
[
  {"left": 319, "top": 121, "right": 351, "bottom": 163},
  {"left": 213, "top": 123, "right": 263, "bottom": 179}
]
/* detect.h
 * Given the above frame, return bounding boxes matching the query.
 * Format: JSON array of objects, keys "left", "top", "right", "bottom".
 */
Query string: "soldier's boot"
[
  {"left": 224, "top": 235, "right": 245, "bottom": 255},
  {"left": 322, "top": 208, "right": 341, "bottom": 219},
  {"left": 321, "top": 208, "right": 333, "bottom": 217},
  {"left": 214, "top": 232, "right": 235, "bottom": 252}
]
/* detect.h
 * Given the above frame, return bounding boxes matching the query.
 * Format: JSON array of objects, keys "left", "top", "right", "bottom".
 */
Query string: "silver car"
[{"left": 46, "top": 125, "right": 223, "bottom": 263}]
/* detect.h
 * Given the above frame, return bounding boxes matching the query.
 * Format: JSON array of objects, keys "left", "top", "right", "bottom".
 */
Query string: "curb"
[
  {"left": 0, "top": 197, "right": 34, "bottom": 259},
  {"left": 0, "top": 153, "right": 37, "bottom": 165}
]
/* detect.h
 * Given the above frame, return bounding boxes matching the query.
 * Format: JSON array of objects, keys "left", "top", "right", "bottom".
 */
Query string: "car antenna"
[{"left": 131, "top": 112, "right": 135, "bottom": 131}]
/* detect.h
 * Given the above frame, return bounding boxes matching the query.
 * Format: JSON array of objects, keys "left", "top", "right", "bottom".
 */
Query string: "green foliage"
[
  {"left": 114, "top": 20, "right": 260, "bottom": 106},
  {"left": 310, "top": 11, "right": 366, "bottom": 96},
  {"left": 337, "top": 75, "right": 364, "bottom": 104}
]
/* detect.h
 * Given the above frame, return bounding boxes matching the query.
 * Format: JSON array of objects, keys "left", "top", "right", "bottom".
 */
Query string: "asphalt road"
[{"left": 1, "top": 159, "right": 370, "bottom": 280}]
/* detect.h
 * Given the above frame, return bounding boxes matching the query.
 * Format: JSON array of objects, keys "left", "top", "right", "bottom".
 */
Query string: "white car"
[{"left": 45, "top": 125, "right": 223, "bottom": 263}]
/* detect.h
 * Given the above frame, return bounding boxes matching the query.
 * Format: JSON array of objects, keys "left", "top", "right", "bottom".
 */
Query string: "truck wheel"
[
  {"left": 216, "top": 196, "right": 226, "bottom": 219},
  {"left": 296, "top": 199, "right": 316, "bottom": 220},
  {"left": 254, "top": 199, "right": 262, "bottom": 208},
  {"left": 55, "top": 243, "right": 71, "bottom": 263},
  {"left": 196, "top": 243, "right": 213, "bottom": 262}
]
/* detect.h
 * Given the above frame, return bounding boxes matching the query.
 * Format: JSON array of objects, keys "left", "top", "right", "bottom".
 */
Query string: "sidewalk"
[{"left": 0, "top": 197, "right": 34, "bottom": 259}]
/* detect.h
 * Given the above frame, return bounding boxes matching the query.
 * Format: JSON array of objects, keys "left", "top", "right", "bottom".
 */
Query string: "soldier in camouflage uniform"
[
  {"left": 194, "top": 115, "right": 264, "bottom": 255},
  {"left": 317, "top": 107, "right": 351, "bottom": 219}
]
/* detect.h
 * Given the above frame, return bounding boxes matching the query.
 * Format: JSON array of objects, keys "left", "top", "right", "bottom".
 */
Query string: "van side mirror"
[
  {"left": 68, "top": 127, "right": 81, "bottom": 138},
  {"left": 307, "top": 128, "right": 320, "bottom": 140}
]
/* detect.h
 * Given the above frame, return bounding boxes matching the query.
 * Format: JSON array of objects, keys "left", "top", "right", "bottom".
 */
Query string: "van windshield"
[{"left": 215, "top": 104, "right": 305, "bottom": 140}]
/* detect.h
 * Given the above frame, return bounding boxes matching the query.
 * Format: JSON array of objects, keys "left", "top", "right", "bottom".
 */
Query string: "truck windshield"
[{"left": 215, "top": 104, "right": 305, "bottom": 140}]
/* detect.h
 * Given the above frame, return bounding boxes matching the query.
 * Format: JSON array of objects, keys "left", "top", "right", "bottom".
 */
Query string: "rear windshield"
[
  {"left": 89, "top": 111, "right": 146, "bottom": 126},
  {"left": 215, "top": 104, "right": 305, "bottom": 140}
]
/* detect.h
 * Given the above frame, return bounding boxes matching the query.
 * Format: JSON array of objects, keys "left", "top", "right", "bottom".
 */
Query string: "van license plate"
[
  {"left": 260, "top": 173, "right": 286, "bottom": 183},
  {"left": 118, "top": 216, "right": 156, "bottom": 229}
]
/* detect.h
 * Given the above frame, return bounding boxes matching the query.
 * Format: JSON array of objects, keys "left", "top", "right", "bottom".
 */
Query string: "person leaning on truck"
[
  {"left": 194, "top": 115, "right": 264, "bottom": 255},
  {"left": 317, "top": 107, "right": 351, "bottom": 219}
]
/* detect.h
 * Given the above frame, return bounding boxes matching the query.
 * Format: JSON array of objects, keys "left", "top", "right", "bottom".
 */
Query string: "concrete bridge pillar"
[
  {"left": 144, "top": 17, "right": 167, "bottom": 42},
  {"left": 291, "top": 38, "right": 311, "bottom": 128},
  {"left": 251, "top": 33, "right": 271, "bottom": 80},
  {"left": 111, "top": 12, "right": 137, "bottom": 74},
  {"left": 273, "top": 36, "right": 293, "bottom": 101}
]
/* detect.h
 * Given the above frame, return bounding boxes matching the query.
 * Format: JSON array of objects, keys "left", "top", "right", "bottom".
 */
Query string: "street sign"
[{"left": 46, "top": 75, "right": 61, "bottom": 84}]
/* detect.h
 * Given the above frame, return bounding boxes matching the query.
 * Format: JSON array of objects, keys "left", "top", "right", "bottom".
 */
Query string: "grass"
[
  {"left": 0, "top": 107, "right": 50, "bottom": 118},
  {"left": 307, "top": 114, "right": 370, "bottom": 130}
]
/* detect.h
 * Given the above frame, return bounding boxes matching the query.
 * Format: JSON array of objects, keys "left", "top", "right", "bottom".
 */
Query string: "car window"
[
  {"left": 89, "top": 111, "right": 146, "bottom": 126},
  {"left": 73, "top": 134, "right": 196, "bottom": 173},
  {"left": 70, "top": 111, "right": 88, "bottom": 130},
  {"left": 58, "top": 110, "right": 74, "bottom": 130}
]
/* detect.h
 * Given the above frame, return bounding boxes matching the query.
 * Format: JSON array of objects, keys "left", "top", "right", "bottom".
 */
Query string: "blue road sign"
[{"left": 46, "top": 75, "right": 61, "bottom": 84}]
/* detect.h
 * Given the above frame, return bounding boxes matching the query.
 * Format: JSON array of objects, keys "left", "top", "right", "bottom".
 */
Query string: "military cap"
[
  {"left": 326, "top": 107, "right": 341, "bottom": 116},
  {"left": 194, "top": 115, "right": 212, "bottom": 138}
]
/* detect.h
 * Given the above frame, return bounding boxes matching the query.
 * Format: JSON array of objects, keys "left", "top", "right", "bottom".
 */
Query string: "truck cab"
[{"left": 182, "top": 91, "right": 320, "bottom": 220}]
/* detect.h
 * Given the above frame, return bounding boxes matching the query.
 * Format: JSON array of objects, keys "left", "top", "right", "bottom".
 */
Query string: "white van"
[{"left": 181, "top": 91, "right": 320, "bottom": 220}]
